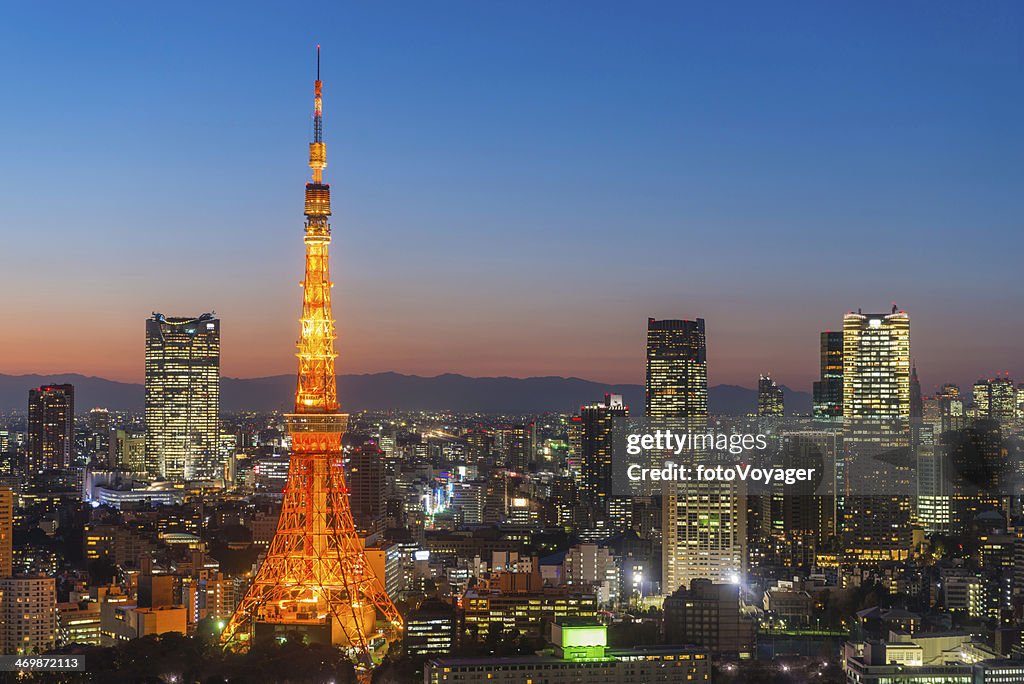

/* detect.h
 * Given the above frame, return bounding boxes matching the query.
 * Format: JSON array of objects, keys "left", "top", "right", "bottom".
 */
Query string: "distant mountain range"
[{"left": 0, "top": 372, "right": 812, "bottom": 415}]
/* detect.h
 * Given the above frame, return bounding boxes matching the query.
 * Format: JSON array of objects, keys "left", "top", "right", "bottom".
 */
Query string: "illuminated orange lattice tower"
[{"left": 221, "top": 47, "right": 402, "bottom": 665}]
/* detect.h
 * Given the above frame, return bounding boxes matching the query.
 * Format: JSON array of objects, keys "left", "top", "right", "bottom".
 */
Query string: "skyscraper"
[
  {"left": 973, "top": 379, "right": 991, "bottom": 420},
  {"left": 973, "top": 376, "right": 1016, "bottom": 426},
  {"left": 27, "top": 384, "right": 75, "bottom": 477},
  {"left": 812, "top": 331, "right": 843, "bottom": 421},
  {"left": 842, "top": 308, "right": 911, "bottom": 424},
  {"left": 757, "top": 375, "right": 784, "bottom": 416},
  {"left": 648, "top": 318, "right": 745, "bottom": 593},
  {"left": 144, "top": 313, "right": 221, "bottom": 481},
  {"left": 646, "top": 318, "right": 707, "bottom": 417},
  {"left": 505, "top": 425, "right": 534, "bottom": 473},
  {"left": 910, "top": 364, "right": 923, "bottom": 419},
  {"left": 936, "top": 384, "right": 965, "bottom": 434},
  {"left": 578, "top": 394, "right": 628, "bottom": 512},
  {"left": 347, "top": 443, "right": 386, "bottom": 536},
  {"left": 841, "top": 307, "right": 912, "bottom": 564}
]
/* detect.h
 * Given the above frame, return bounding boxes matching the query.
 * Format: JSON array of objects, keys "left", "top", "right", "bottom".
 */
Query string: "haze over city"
[{"left": 1, "top": 1, "right": 1021, "bottom": 390}]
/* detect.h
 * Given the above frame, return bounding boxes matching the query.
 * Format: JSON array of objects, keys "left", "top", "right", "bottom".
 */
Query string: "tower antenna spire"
[{"left": 310, "top": 45, "right": 325, "bottom": 180}]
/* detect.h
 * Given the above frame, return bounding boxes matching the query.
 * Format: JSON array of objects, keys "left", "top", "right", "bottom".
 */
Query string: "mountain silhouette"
[{"left": 0, "top": 372, "right": 811, "bottom": 415}]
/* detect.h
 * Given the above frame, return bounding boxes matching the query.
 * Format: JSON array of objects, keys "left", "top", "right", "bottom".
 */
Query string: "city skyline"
[
  {"left": 2, "top": 5, "right": 1023, "bottom": 681},
  {"left": 2, "top": 2, "right": 1022, "bottom": 390}
]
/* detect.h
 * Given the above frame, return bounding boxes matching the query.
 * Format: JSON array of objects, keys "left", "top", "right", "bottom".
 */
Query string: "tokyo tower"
[{"left": 221, "top": 47, "right": 403, "bottom": 665}]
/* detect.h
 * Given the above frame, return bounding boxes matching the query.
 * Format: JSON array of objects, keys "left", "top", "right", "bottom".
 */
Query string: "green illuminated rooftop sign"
[{"left": 559, "top": 625, "right": 607, "bottom": 648}]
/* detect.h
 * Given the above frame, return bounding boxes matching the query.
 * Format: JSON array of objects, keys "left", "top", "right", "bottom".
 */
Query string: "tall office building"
[
  {"left": 936, "top": 384, "right": 965, "bottom": 434},
  {"left": 578, "top": 394, "right": 628, "bottom": 512},
  {"left": 110, "top": 430, "right": 146, "bottom": 472},
  {"left": 812, "top": 331, "right": 843, "bottom": 420},
  {"left": 973, "top": 380, "right": 991, "bottom": 420},
  {"left": 841, "top": 307, "right": 912, "bottom": 564},
  {"left": 646, "top": 318, "right": 707, "bottom": 417},
  {"left": 505, "top": 425, "right": 534, "bottom": 473},
  {"left": 757, "top": 375, "right": 784, "bottom": 416},
  {"left": 648, "top": 319, "right": 745, "bottom": 593},
  {"left": 909, "top": 364, "right": 923, "bottom": 419},
  {"left": 145, "top": 313, "right": 221, "bottom": 481},
  {"left": 0, "top": 487, "right": 11, "bottom": 578},
  {"left": 27, "top": 384, "right": 75, "bottom": 476},
  {"left": 347, "top": 444, "right": 386, "bottom": 536},
  {"left": 973, "top": 376, "right": 1016, "bottom": 426},
  {"left": 842, "top": 308, "right": 911, "bottom": 424}
]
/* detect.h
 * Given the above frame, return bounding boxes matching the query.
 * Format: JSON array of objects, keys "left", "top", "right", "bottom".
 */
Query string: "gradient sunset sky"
[{"left": 1, "top": 2, "right": 1021, "bottom": 391}]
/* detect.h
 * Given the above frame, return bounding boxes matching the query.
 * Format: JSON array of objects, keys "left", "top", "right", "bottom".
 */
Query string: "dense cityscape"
[
  {"left": 4, "top": 301, "right": 1024, "bottom": 683},
  {"left": 2, "top": 6, "right": 1023, "bottom": 684},
  {"left": 6, "top": 148, "right": 1024, "bottom": 684}
]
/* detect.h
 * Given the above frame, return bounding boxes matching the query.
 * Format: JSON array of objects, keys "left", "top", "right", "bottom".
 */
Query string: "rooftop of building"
[{"left": 428, "top": 644, "right": 709, "bottom": 668}]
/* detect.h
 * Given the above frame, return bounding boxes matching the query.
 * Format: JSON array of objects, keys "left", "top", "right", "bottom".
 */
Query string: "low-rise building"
[
  {"left": 57, "top": 601, "right": 102, "bottom": 645},
  {"left": 663, "top": 578, "right": 754, "bottom": 657},
  {"left": 99, "top": 603, "right": 187, "bottom": 644},
  {"left": 404, "top": 599, "right": 456, "bottom": 657},
  {"left": 426, "top": 619, "right": 710, "bottom": 683}
]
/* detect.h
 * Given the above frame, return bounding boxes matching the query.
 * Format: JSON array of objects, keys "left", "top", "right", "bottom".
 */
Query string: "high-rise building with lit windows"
[
  {"left": 973, "top": 379, "right": 991, "bottom": 420},
  {"left": 936, "top": 384, "right": 965, "bottom": 434},
  {"left": 842, "top": 309, "right": 911, "bottom": 424},
  {"left": 973, "top": 376, "right": 1016, "bottom": 426},
  {"left": 840, "top": 307, "right": 912, "bottom": 564},
  {"left": 645, "top": 318, "right": 707, "bottom": 417},
  {"left": 648, "top": 318, "right": 745, "bottom": 593},
  {"left": 144, "top": 313, "right": 221, "bottom": 481},
  {"left": 757, "top": 375, "right": 784, "bottom": 416},
  {"left": 578, "top": 394, "right": 628, "bottom": 512},
  {"left": 27, "top": 384, "right": 75, "bottom": 477},
  {"left": 812, "top": 331, "right": 843, "bottom": 421}
]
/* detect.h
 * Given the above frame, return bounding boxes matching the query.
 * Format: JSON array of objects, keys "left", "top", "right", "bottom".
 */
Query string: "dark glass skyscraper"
[
  {"left": 578, "top": 393, "right": 628, "bottom": 511},
  {"left": 27, "top": 384, "right": 75, "bottom": 476},
  {"left": 812, "top": 331, "right": 843, "bottom": 421}
]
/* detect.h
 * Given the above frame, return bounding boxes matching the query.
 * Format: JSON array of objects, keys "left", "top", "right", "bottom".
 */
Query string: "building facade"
[
  {"left": 813, "top": 332, "right": 844, "bottom": 420},
  {"left": 646, "top": 318, "right": 707, "bottom": 417},
  {"left": 0, "top": 487, "right": 11, "bottom": 578},
  {"left": 27, "top": 384, "right": 75, "bottom": 476},
  {"left": 758, "top": 374, "right": 784, "bottom": 416},
  {"left": 144, "top": 313, "right": 221, "bottom": 481},
  {"left": 578, "top": 394, "right": 627, "bottom": 515},
  {"left": 0, "top": 576, "right": 57, "bottom": 654},
  {"left": 841, "top": 308, "right": 913, "bottom": 564}
]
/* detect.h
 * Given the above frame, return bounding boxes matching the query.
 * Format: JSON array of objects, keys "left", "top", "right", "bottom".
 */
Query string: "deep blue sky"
[{"left": 1, "top": 2, "right": 1021, "bottom": 391}]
